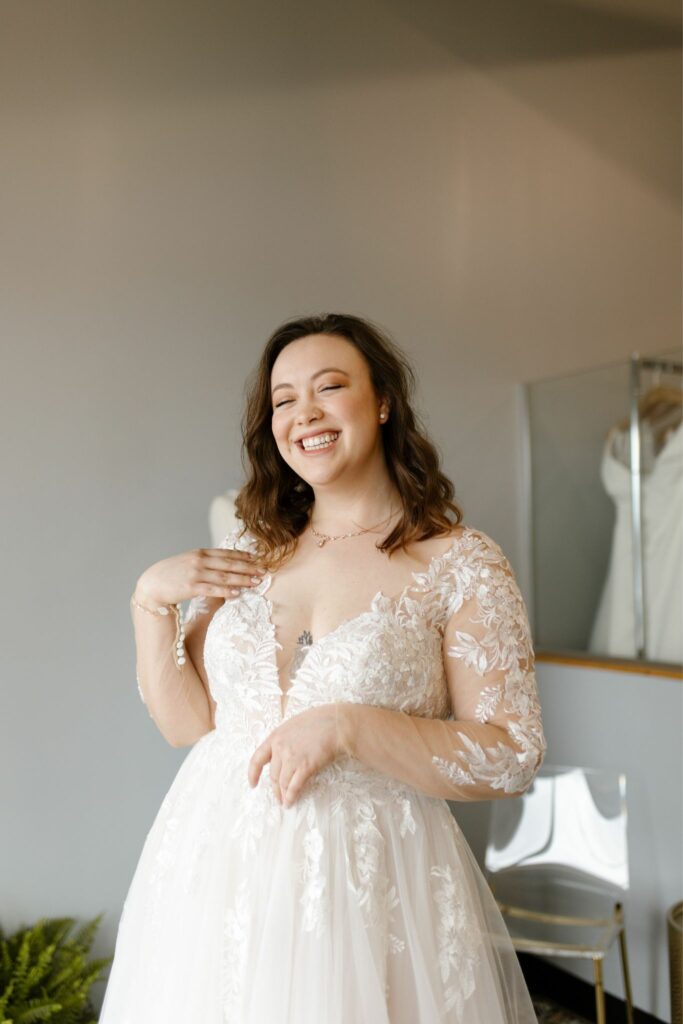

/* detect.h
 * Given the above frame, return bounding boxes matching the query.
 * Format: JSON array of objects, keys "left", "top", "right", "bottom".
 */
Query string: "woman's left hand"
[{"left": 247, "top": 703, "right": 347, "bottom": 808}]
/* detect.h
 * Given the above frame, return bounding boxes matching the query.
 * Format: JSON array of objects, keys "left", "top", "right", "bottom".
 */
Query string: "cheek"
[
  {"left": 337, "top": 392, "right": 366, "bottom": 421},
  {"left": 272, "top": 418, "right": 298, "bottom": 458},
  {"left": 271, "top": 413, "right": 288, "bottom": 442}
]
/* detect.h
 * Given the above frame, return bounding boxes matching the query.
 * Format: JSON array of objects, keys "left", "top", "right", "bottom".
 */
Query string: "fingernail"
[{"left": 251, "top": 576, "right": 261, "bottom": 584}]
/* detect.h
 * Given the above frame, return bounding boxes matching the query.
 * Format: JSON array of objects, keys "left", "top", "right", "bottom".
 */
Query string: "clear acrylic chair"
[{"left": 484, "top": 764, "right": 634, "bottom": 1024}]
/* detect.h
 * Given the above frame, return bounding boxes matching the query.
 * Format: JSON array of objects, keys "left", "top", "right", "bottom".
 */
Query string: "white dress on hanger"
[
  {"left": 589, "top": 419, "right": 683, "bottom": 662},
  {"left": 99, "top": 525, "right": 546, "bottom": 1023}
]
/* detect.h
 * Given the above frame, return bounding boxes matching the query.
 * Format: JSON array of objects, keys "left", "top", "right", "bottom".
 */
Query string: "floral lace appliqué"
[
  {"left": 430, "top": 863, "right": 481, "bottom": 1015},
  {"left": 430, "top": 532, "right": 546, "bottom": 795},
  {"left": 221, "top": 877, "right": 251, "bottom": 1022}
]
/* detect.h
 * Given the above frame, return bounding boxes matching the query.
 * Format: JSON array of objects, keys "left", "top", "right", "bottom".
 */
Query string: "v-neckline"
[{"left": 252, "top": 527, "right": 471, "bottom": 719}]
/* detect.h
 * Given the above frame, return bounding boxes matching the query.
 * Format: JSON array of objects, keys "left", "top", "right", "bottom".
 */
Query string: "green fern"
[{"left": 0, "top": 915, "right": 111, "bottom": 1024}]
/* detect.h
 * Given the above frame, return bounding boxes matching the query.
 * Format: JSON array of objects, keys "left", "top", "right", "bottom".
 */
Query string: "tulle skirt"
[{"left": 99, "top": 728, "right": 538, "bottom": 1023}]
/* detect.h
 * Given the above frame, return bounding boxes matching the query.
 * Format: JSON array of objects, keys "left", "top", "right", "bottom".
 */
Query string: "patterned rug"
[{"left": 531, "top": 994, "right": 593, "bottom": 1023}]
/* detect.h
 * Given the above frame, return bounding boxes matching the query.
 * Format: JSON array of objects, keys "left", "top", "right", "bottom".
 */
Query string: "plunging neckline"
[{"left": 254, "top": 527, "right": 471, "bottom": 719}]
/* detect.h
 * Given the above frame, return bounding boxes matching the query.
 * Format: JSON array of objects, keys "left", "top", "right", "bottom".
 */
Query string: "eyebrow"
[{"left": 271, "top": 367, "right": 350, "bottom": 396}]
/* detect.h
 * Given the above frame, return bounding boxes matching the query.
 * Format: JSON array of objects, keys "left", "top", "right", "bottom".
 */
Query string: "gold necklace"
[{"left": 309, "top": 507, "right": 401, "bottom": 548}]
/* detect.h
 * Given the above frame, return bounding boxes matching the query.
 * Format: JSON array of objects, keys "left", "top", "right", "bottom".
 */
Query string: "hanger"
[{"left": 616, "top": 385, "right": 682, "bottom": 452}]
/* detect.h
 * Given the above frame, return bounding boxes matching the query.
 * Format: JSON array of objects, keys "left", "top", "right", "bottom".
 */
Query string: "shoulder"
[
  {"left": 430, "top": 525, "right": 519, "bottom": 611},
  {"left": 429, "top": 523, "right": 510, "bottom": 570},
  {"left": 455, "top": 525, "right": 509, "bottom": 565},
  {"left": 403, "top": 524, "right": 511, "bottom": 589},
  {"left": 438, "top": 530, "right": 532, "bottom": 650}
]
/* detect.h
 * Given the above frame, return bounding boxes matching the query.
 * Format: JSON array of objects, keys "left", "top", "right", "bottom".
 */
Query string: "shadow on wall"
[{"left": 387, "top": 0, "right": 682, "bottom": 201}]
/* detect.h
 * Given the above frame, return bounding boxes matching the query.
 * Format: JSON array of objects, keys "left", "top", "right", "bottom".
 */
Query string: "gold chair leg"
[
  {"left": 615, "top": 903, "right": 635, "bottom": 1024},
  {"left": 594, "top": 957, "right": 607, "bottom": 1024}
]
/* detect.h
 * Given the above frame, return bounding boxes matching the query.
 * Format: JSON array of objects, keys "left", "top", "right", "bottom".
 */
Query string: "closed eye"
[{"left": 274, "top": 385, "right": 341, "bottom": 409}]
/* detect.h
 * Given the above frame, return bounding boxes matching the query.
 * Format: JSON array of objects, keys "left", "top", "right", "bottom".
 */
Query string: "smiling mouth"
[{"left": 296, "top": 431, "right": 341, "bottom": 452}]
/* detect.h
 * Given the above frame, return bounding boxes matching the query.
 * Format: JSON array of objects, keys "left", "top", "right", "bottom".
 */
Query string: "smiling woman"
[
  {"left": 236, "top": 313, "right": 467, "bottom": 574},
  {"left": 101, "top": 312, "right": 546, "bottom": 1024}
]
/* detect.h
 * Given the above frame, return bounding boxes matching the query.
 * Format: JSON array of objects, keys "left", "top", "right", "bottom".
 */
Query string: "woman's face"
[{"left": 270, "top": 333, "right": 388, "bottom": 486}]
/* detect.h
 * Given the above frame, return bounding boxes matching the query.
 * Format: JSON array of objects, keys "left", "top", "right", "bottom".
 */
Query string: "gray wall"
[
  {"left": 533, "top": 663, "right": 683, "bottom": 1021},
  {"left": 1, "top": 0, "right": 680, "bottom": 1018}
]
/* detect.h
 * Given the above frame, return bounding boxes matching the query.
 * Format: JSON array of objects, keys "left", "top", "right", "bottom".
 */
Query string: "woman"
[{"left": 100, "top": 313, "right": 547, "bottom": 1023}]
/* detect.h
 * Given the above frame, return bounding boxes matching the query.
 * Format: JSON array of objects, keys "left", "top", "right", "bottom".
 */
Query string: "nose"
[{"left": 295, "top": 399, "right": 323, "bottom": 423}]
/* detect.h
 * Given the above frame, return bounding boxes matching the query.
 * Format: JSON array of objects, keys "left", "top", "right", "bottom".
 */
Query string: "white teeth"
[{"left": 300, "top": 431, "right": 339, "bottom": 450}]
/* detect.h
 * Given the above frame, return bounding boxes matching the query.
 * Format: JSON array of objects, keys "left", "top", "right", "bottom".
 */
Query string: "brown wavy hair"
[{"left": 233, "top": 312, "right": 464, "bottom": 571}]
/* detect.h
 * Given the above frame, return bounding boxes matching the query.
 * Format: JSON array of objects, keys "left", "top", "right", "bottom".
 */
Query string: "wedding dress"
[
  {"left": 589, "top": 419, "right": 683, "bottom": 662},
  {"left": 99, "top": 525, "right": 547, "bottom": 1023}
]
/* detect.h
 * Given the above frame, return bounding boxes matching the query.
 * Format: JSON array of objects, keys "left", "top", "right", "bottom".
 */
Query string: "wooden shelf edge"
[{"left": 535, "top": 649, "right": 683, "bottom": 680}]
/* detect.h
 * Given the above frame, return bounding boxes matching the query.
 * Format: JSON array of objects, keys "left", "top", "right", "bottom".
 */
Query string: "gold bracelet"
[
  {"left": 130, "top": 594, "right": 186, "bottom": 668},
  {"left": 130, "top": 594, "right": 170, "bottom": 615}
]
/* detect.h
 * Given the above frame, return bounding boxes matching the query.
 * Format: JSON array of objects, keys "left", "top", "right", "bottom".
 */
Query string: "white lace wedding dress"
[
  {"left": 589, "top": 419, "right": 683, "bottom": 662},
  {"left": 99, "top": 525, "right": 547, "bottom": 1023}
]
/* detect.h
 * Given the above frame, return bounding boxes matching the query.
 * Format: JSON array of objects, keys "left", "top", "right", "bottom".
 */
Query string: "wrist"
[
  {"left": 335, "top": 702, "right": 359, "bottom": 758},
  {"left": 129, "top": 589, "right": 187, "bottom": 669},
  {"left": 130, "top": 586, "right": 178, "bottom": 618},
  {"left": 133, "top": 577, "right": 166, "bottom": 609}
]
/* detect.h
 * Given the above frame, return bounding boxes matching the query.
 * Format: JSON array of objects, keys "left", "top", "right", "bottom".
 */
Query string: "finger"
[
  {"left": 200, "top": 553, "right": 265, "bottom": 578},
  {"left": 248, "top": 740, "right": 272, "bottom": 787},
  {"left": 202, "top": 548, "right": 259, "bottom": 560},
  {"left": 269, "top": 753, "right": 283, "bottom": 803},
  {"left": 282, "top": 766, "right": 309, "bottom": 808},
  {"left": 199, "top": 568, "right": 264, "bottom": 589},
  {"left": 192, "top": 581, "right": 252, "bottom": 599},
  {"left": 277, "top": 758, "right": 298, "bottom": 805},
  {"left": 191, "top": 567, "right": 266, "bottom": 600}
]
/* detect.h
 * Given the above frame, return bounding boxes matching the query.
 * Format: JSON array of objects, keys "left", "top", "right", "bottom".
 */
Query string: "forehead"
[{"left": 271, "top": 333, "right": 366, "bottom": 383}]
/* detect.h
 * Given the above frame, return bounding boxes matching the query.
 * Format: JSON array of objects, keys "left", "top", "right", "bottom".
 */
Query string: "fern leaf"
[{"left": 70, "top": 915, "right": 103, "bottom": 957}]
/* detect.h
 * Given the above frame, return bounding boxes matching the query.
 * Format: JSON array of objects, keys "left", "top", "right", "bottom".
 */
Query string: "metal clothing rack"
[{"left": 629, "top": 353, "right": 683, "bottom": 658}]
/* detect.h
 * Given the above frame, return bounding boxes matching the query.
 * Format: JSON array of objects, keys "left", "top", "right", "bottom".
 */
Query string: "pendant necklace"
[
  {"left": 309, "top": 506, "right": 401, "bottom": 548},
  {"left": 285, "top": 506, "right": 401, "bottom": 685}
]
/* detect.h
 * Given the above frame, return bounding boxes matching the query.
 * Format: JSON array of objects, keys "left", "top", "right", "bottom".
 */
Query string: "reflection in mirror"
[{"left": 525, "top": 352, "right": 682, "bottom": 670}]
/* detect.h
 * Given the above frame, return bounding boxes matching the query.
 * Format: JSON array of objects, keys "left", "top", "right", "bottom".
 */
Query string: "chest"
[
  {"left": 203, "top": 568, "right": 452, "bottom": 725},
  {"left": 264, "top": 540, "right": 442, "bottom": 683}
]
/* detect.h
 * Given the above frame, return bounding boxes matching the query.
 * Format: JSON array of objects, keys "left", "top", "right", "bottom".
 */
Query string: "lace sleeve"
[
  {"left": 337, "top": 530, "right": 547, "bottom": 801},
  {"left": 429, "top": 531, "right": 547, "bottom": 798}
]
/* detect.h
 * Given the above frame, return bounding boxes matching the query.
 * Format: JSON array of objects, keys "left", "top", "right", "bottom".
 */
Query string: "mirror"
[{"left": 525, "top": 351, "right": 682, "bottom": 672}]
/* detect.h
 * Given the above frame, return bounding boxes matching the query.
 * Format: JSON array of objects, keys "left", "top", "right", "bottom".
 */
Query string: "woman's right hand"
[{"left": 133, "top": 547, "right": 265, "bottom": 607}]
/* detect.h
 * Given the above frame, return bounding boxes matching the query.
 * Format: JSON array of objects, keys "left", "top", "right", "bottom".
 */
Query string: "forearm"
[
  {"left": 336, "top": 703, "right": 543, "bottom": 802},
  {"left": 131, "top": 590, "right": 213, "bottom": 747}
]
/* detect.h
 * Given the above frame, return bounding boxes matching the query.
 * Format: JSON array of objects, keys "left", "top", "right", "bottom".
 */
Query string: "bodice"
[
  {"left": 168, "top": 522, "right": 545, "bottom": 828},
  {"left": 202, "top": 527, "right": 457, "bottom": 761}
]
